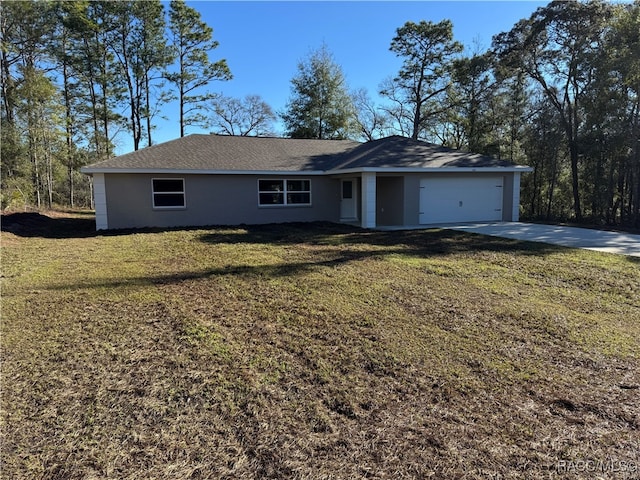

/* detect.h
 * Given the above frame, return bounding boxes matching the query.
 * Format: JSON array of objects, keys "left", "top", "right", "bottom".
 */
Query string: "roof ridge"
[{"left": 205, "top": 133, "right": 359, "bottom": 142}]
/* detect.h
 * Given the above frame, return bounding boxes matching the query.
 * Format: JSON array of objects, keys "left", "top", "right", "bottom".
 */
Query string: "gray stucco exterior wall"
[
  {"left": 104, "top": 173, "right": 341, "bottom": 229},
  {"left": 100, "top": 170, "right": 523, "bottom": 230}
]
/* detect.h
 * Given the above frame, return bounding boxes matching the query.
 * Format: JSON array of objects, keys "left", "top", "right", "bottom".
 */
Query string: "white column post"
[{"left": 360, "top": 172, "right": 377, "bottom": 228}]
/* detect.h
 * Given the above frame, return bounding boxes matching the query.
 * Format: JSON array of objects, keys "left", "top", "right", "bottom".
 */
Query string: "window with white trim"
[
  {"left": 258, "top": 179, "right": 311, "bottom": 206},
  {"left": 152, "top": 178, "right": 185, "bottom": 208}
]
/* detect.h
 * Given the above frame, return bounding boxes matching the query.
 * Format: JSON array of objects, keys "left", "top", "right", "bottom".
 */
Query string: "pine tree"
[
  {"left": 383, "top": 20, "right": 462, "bottom": 141},
  {"left": 167, "top": 0, "right": 231, "bottom": 137},
  {"left": 282, "top": 45, "right": 354, "bottom": 139}
]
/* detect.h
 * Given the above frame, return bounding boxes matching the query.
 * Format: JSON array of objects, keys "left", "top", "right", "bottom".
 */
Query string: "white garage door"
[{"left": 419, "top": 176, "right": 504, "bottom": 224}]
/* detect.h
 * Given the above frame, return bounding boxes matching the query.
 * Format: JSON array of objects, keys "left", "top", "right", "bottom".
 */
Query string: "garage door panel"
[{"left": 419, "top": 177, "right": 503, "bottom": 224}]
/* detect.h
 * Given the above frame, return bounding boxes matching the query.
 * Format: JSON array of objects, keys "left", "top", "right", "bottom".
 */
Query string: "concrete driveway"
[{"left": 440, "top": 222, "right": 640, "bottom": 257}]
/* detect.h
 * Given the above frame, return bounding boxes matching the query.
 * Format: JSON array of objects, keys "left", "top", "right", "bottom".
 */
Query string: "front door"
[{"left": 340, "top": 179, "right": 358, "bottom": 221}]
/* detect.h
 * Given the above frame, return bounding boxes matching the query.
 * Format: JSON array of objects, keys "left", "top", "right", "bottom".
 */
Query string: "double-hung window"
[
  {"left": 152, "top": 178, "right": 185, "bottom": 208},
  {"left": 258, "top": 179, "right": 311, "bottom": 206}
]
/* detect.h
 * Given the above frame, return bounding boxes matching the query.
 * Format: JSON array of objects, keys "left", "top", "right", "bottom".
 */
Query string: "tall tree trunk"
[
  {"left": 1, "top": 49, "right": 15, "bottom": 124},
  {"left": 632, "top": 97, "right": 640, "bottom": 228},
  {"left": 82, "top": 37, "right": 102, "bottom": 158},
  {"left": 179, "top": 92, "right": 185, "bottom": 137},
  {"left": 62, "top": 52, "right": 75, "bottom": 207},
  {"left": 25, "top": 76, "right": 42, "bottom": 208},
  {"left": 98, "top": 29, "right": 111, "bottom": 157},
  {"left": 411, "top": 81, "right": 423, "bottom": 141},
  {"left": 145, "top": 72, "right": 153, "bottom": 146},
  {"left": 29, "top": 127, "right": 41, "bottom": 208},
  {"left": 45, "top": 132, "right": 53, "bottom": 208},
  {"left": 179, "top": 53, "right": 185, "bottom": 138},
  {"left": 546, "top": 149, "right": 559, "bottom": 220},
  {"left": 117, "top": 27, "right": 141, "bottom": 151},
  {"left": 568, "top": 140, "right": 582, "bottom": 221}
]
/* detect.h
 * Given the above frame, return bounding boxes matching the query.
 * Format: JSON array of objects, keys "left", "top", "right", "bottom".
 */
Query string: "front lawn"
[{"left": 2, "top": 216, "right": 638, "bottom": 479}]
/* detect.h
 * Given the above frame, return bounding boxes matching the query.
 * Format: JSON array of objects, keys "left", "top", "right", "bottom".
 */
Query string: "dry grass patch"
[{"left": 2, "top": 214, "right": 639, "bottom": 479}]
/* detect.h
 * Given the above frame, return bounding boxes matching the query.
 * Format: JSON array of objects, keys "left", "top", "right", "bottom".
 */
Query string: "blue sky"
[{"left": 127, "top": 1, "right": 547, "bottom": 153}]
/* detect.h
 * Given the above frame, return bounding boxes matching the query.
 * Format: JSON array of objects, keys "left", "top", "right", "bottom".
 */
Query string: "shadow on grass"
[
  {"left": 6, "top": 213, "right": 636, "bottom": 265},
  {"left": 47, "top": 252, "right": 376, "bottom": 292},
  {"left": 0, "top": 211, "right": 566, "bottom": 257},
  {"left": 199, "top": 222, "right": 640, "bottom": 264},
  {"left": 198, "top": 221, "right": 567, "bottom": 255},
  {"left": 8, "top": 216, "right": 636, "bottom": 291},
  {"left": 2, "top": 212, "right": 97, "bottom": 239},
  {"left": 42, "top": 222, "right": 588, "bottom": 293}
]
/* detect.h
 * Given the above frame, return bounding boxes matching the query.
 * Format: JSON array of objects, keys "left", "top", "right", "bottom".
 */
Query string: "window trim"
[
  {"left": 258, "top": 178, "right": 312, "bottom": 207},
  {"left": 152, "top": 178, "right": 186, "bottom": 209}
]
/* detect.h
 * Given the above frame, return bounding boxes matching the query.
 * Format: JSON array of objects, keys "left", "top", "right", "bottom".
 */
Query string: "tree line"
[
  {"left": 2, "top": 0, "right": 639, "bottom": 228},
  {"left": 1, "top": 0, "right": 231, "bottom": 209}
]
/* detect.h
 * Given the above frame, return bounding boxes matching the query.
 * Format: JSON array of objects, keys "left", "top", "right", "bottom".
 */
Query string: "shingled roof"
[
  {"left": 82, "top": 134, "right": 529, "bottom": 174},
  {"left": 331, "top": 136, "right": 519, "bottom": 170},
  {"left": 83, "top": 134, "right": 360, "bottom": 172}
]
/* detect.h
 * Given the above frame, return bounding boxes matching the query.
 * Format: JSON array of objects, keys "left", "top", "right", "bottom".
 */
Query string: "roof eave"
[
  {"left": 327, "top": 166, "right": 534, "bottom": 174},
  {"left": 80, "top": 167, "right": 329, "bottom": 176},
  {"left": 81, "top": 166, "right": 534, "bottom": 175}
]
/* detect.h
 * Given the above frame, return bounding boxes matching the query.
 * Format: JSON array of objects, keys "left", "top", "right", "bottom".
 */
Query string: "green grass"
[{"left": 2, "top": 216, "right": 639, "bottom": 479}]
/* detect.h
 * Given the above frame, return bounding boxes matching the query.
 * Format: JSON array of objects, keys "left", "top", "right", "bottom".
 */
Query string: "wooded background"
[{"left": 2, "top": 0, "right": 638, "bottom": 228}]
